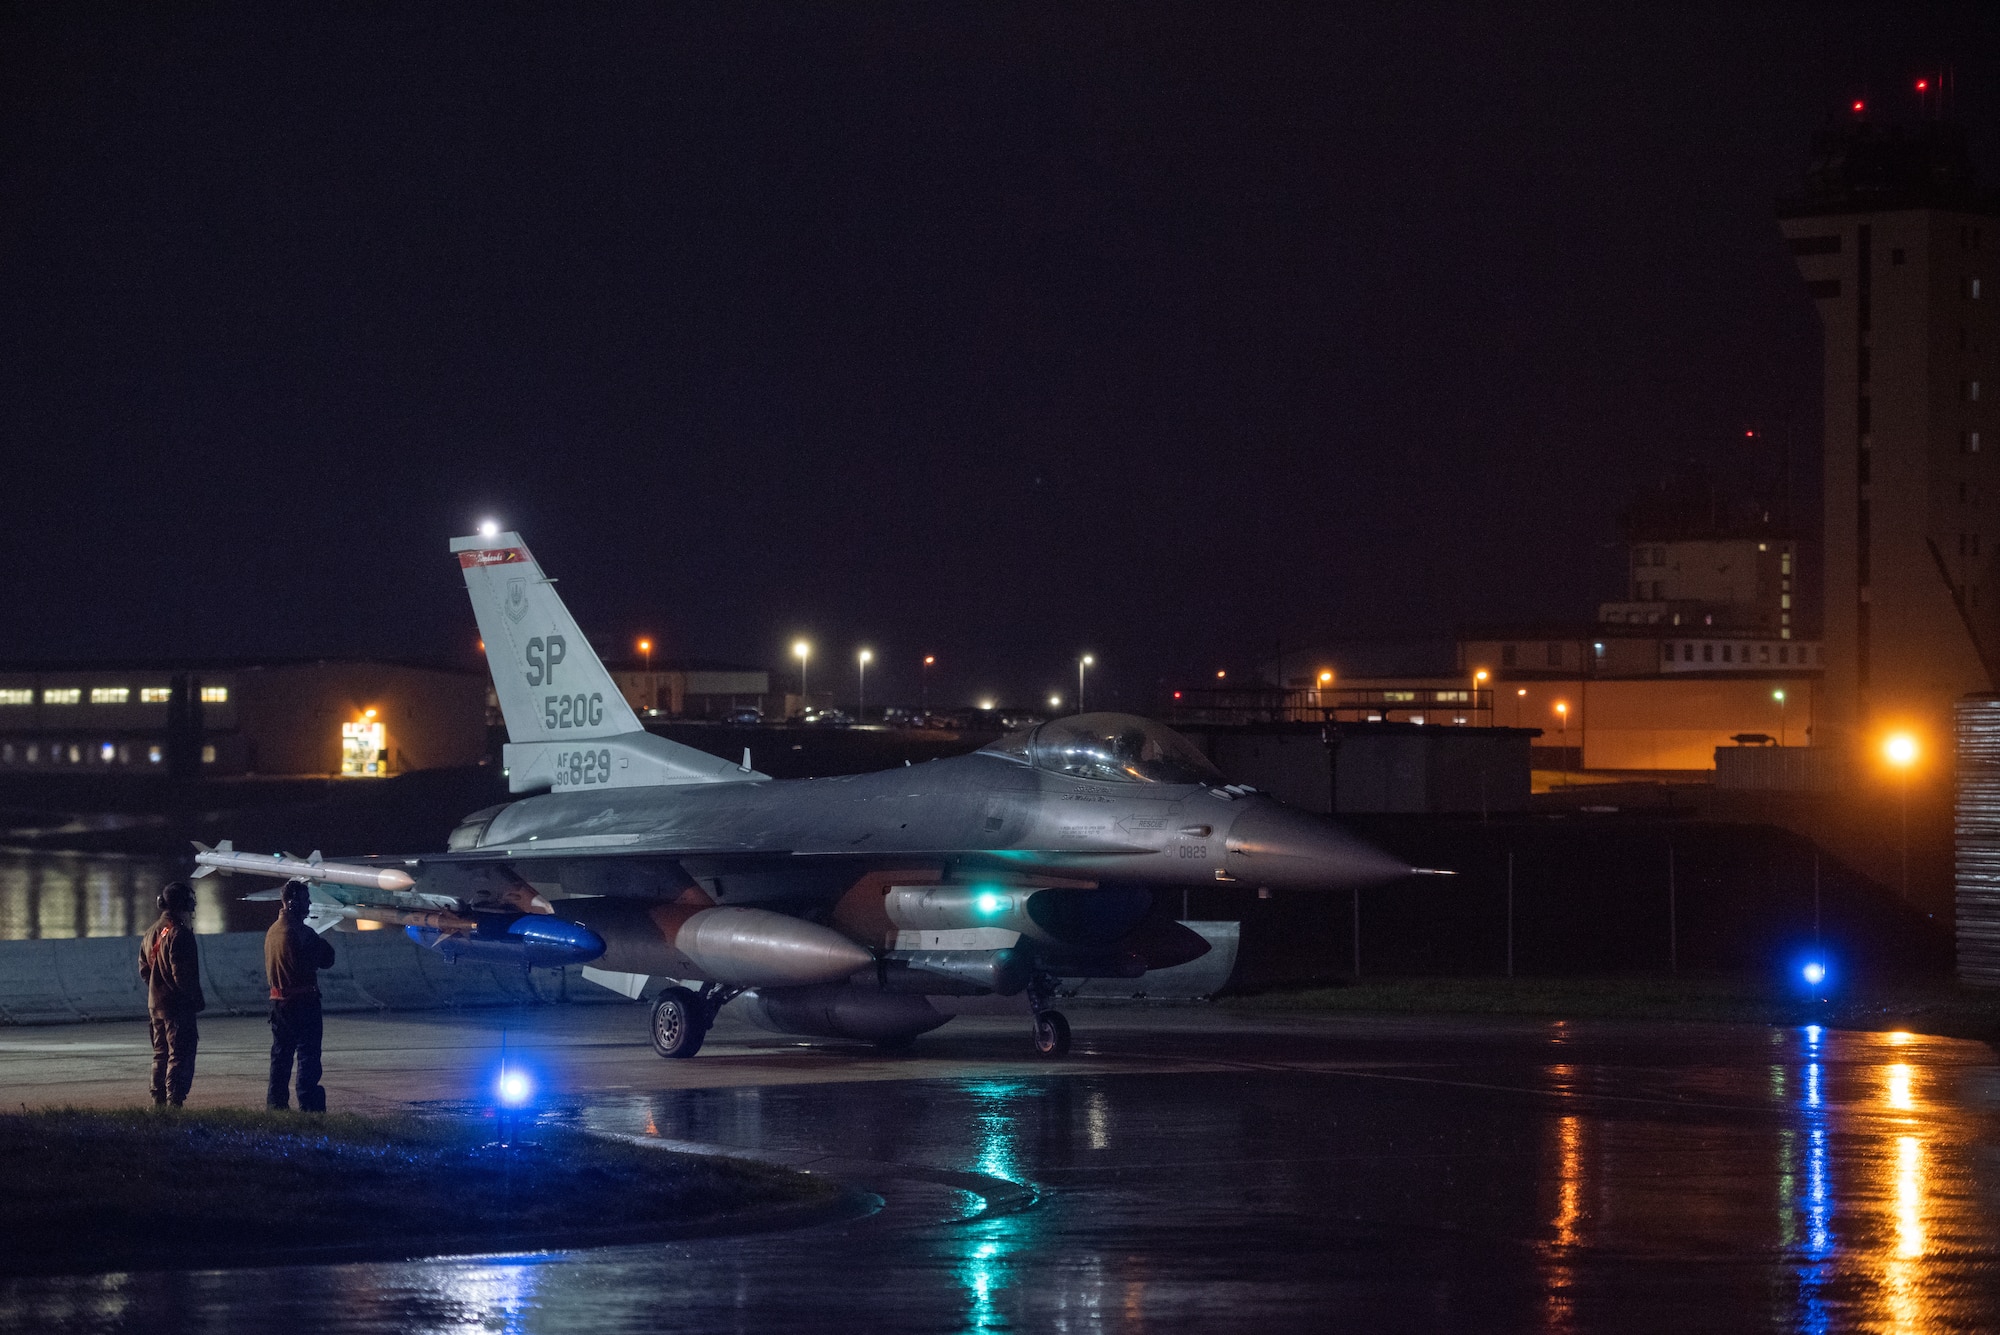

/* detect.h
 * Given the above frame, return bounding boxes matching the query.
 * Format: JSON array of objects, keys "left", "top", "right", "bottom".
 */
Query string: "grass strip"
[
  {"left": 1227, "top": 975, "right": 2000, "bottom": 1041},
  {"left": 0, "top": 1107, "right": 843, "bottom": 1276}
]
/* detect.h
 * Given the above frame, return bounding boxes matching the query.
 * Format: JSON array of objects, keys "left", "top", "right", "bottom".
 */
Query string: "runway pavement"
[{"left": 3, "top": 1001, "right": 1999, "bottom": 1333}]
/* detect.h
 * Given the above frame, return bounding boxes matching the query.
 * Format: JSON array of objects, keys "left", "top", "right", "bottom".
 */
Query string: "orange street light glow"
[{"left": 1885, "top": 733, "right": 1918, "bottom": 768}]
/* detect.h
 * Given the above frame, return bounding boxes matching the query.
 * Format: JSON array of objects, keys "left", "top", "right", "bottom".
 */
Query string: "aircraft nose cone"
[{"left": 1224, "top": 801, "right": 1410, "bottom": 890}]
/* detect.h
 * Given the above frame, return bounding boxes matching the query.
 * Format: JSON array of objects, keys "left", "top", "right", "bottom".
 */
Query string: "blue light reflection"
[{"left": 1795, "top": 1025, "right": 1833, "bottom": 1335}]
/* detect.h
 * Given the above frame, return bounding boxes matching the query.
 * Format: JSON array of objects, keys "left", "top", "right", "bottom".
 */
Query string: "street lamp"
[
  {"left": 1474, "top": 668, "right": 1490, "bottom": 725},
  {"left": 856, "top": 648, "right": 872, "bottom": 723},
  {"left": 1885, "top": 732, "right": 1918, "bottom": 899},
  {"left": 1078, "top": 655, "right": 1094, "bottom": 713},
  {"left": 1048, "top": 694, "right": 1062, "bottom": 711},
  {"left": 1773, "top": 688, "right": 1786, "bottom": 747},
  {"left": 793, "top": 640, "right": 811, "bottom": 714},
  {"left": 1555, "top": 701, "right": 1570, "bottom": 786},
  {"left": 638, "top": 638, "right": 654, "bottom": 713},
  {"left": 922, "top": 655, "right": 935, "bottom": 713},
  {"left": 1516, "top": 686, "right": 1527, "bottom": 729},
  {"left": 1317, "top": 669, "right": 1333, "bottom": 719}
]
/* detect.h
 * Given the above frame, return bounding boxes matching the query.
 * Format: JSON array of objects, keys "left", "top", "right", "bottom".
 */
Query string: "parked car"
[{"left": 727, "top": 707, "right": 764, "bottom": 725}]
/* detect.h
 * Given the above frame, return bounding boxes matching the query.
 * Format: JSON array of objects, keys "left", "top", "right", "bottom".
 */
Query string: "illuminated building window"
[
  {"left": 99, "top": 742, "right": 114, "bottom": 762},
  {"left": 1383, "top": 690, "right": 1417, "bottom": 703},
  {"left": 1781, "top": 594, "right": 1791, "bottom": 609},
  {"left": 25, "top": 744, "right": 38, "bottom": 763},
  {"left": 139, "top": 687, "right": 171, "bottom": 703},
  {"left": 200, "top": 686, "right": 229, "bottom": 704},
  {"left": 68, "top": 744, "right": 80, "bottom": 763},
  {"left": 1435, "top": 690, "right": 1470, "bottom": 703},
  {"left": 148, "top": 746, "right": 162, "bottom": 763},
  {"left": 43, "top": 688, "right": 81, "bottom": 705},
  {"left": 342, "top": 720, "right": 388, "bottom": 777},
  {"left": 90, "top": 687, "right": 129, "bottom": 705},
  {"left": 200, "top": 745, "right": 216, "bottom": 764},
  {"left": 0, "top": 689, "right": 31, "bottom": 706}
]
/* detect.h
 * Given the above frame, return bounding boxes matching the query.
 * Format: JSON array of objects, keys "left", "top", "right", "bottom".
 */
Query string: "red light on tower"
[
  {"left": 1851, "top": 99, "right": 1865, "bottom": 113},
  {"left": 1916, "top": 79, "right": 1929, "bottom": 92}
]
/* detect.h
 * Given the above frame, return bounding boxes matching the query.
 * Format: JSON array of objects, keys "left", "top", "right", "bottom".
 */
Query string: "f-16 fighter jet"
[{"left": 195, "top": 530, "right": 1413, "bottom": 1057}]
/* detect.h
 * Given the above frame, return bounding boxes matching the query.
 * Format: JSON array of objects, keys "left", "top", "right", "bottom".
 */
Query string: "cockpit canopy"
[{"left": 981, "top": 712, "right": 1226, "bottom": 786}]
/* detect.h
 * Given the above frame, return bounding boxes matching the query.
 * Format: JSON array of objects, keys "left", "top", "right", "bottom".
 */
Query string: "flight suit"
[
  {"left": 138, "top": 910, "right": 205, "bottom": 1106},
  {"left": 264, "top": 911, "right": 337, "bottom": 1111}
]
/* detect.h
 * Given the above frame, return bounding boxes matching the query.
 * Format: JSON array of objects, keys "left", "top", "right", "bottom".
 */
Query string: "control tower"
[{"left": 1779, "top": 112, "right": 1998, "bottom": 760}]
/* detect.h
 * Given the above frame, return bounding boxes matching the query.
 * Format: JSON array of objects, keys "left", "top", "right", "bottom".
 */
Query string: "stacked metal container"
[{"left": 1955, "top": 695, "right": 2000, "bottom": 986}]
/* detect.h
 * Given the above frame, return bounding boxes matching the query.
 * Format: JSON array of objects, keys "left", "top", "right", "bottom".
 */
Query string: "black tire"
[
  {"left": 651, "top": 986, "right": 708, "bottom": 1059},
  {"left": 1032, "top": 1010, "right": 1071, "bottom": 1058}
]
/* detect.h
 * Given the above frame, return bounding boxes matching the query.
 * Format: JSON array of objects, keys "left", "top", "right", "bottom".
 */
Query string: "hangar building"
[{"left": 0, "top": 660, "right": 489, "bottom": 778}]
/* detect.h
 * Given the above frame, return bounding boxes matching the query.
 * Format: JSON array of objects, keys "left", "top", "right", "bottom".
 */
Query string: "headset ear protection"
[{"left": 157, "top": 882, "right": 195, "bottom": 913}]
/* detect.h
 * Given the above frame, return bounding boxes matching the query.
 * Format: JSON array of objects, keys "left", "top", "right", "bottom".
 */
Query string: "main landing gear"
[
  {"left": 650, "top": 983, "right": 739, "bottom": 1059},
  {"left": 1027, "top": 971, "right": 1072, "bottom": 1058}
]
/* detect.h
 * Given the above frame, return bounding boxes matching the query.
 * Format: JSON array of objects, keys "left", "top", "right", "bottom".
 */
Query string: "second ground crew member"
[
  {"left": 138, "top": 881, "right": 205, "bottom": 1107},
  {"left": 265, "top": 882, "right": 337, "bottom": 1112}
]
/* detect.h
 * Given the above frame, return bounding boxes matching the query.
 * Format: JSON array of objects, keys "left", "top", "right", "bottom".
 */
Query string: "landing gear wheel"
[
  {"left": 650, "top": 986, "right": 708, "bottom": 1059},
  {"left": 1032, "top": 1010, "right": 1071, "bottom": 1058}
]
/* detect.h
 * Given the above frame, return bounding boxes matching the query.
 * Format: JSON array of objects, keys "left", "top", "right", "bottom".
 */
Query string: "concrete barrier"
[
  {"left": 1, "top": 919, "right": 1243, "bottom": 1024},
  {"left": 0, "top": 930, "right": 619, "bottom": 1025},
  {"left": 1065, "top": 921, "right": 1240, "bottom": 1000}
]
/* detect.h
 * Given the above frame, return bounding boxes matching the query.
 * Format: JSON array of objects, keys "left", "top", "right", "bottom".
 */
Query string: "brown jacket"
[
  {"left": 138, "top": 911, "right": 205, "bottom": 1014},
  {"left": 264, "top": 914, "right": 336, "bottom": 998}
]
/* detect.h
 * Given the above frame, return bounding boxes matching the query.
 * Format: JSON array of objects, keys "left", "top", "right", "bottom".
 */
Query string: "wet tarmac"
[{"left": 3, "top": 1007, "right": 1998, "bottom": 1333}]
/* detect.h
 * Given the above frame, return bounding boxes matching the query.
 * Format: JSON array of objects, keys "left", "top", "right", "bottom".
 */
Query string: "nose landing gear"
[
  {"left": 650, "top": 982, "right": 740, "bottom": 1059},
  {"left": 1032, "top": 1009, "right": 1071, "bottom": 1057},
  {"left": 1027, "top": 971, "right": 1073, "bottom": 1058}
]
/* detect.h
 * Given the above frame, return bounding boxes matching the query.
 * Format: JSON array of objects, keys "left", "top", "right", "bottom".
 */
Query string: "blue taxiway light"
[
  {"left": 1802, "top": 961, "right": 1827, "bottom": 986},
  {"left": 497, "top": 1067, "right": 533, "bottom": 1107}
]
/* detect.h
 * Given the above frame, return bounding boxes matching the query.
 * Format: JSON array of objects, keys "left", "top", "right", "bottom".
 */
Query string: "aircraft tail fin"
[
  {"left": 449, "top": 530, "right": 760, "bottom": 792},
  {"left": 451, "top": 531, "right": 642, "bottom": 745}
]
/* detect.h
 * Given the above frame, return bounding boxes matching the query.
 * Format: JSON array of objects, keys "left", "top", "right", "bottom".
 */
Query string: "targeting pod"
[{"left": 406, "top": 915, "right": 607, "bottom": 968}]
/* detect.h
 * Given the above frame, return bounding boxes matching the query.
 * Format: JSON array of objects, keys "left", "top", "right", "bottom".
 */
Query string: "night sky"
[{"left": 5, "top": 5, "right": 1996, "bottom": 712}]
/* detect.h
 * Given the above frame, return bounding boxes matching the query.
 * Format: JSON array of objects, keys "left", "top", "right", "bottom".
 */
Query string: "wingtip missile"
[{"left": 190, "top": 845, "right": 416, "bottom": 893}]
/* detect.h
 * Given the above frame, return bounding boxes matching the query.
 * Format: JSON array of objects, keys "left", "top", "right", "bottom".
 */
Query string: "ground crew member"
[
  {"left": 265, "top": 881, "right": 336, "bottom": 1111},
  {"left": 138, "top": 881, "right": 205, "bottom": 1107}
]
